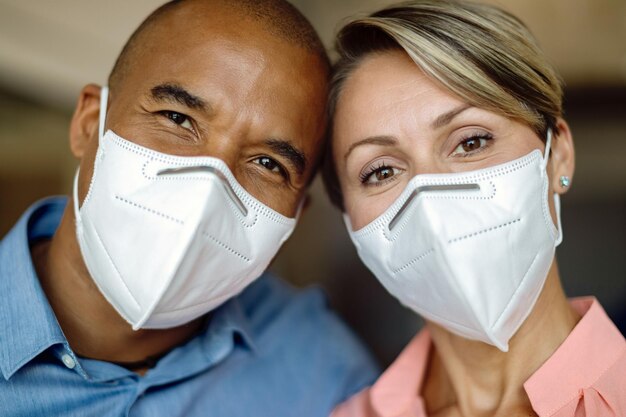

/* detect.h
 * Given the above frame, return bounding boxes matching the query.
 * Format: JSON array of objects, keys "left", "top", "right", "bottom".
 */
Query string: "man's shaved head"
[{"left": 108, "top": 0, "right": 329, "bottom": 90}]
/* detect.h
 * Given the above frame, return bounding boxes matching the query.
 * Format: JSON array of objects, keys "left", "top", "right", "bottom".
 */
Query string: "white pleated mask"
[
  {"left": 346, "top": 132, "right": 562, "bottom": 351},
  {"left": 74, "top": 87, "right": 298, "bottom": 329}
]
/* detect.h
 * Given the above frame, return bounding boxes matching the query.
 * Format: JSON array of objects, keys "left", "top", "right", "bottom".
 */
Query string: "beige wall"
[{"left": 0, "top": 0, "right": 625, "bottom": 110}]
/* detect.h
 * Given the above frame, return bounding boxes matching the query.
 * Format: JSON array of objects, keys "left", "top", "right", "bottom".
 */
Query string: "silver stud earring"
[{"left": 559, "top": 176, "right": 571, "bottom": 188}]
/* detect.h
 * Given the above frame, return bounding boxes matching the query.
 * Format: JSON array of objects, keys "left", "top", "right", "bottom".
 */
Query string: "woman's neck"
[{"left": 423, "top": 261, "right": 580, "bottom": 417}]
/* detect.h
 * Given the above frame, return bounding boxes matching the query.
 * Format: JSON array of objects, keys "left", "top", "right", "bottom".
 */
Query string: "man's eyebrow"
[
  {"left": 431, "top": 104, "right": 473, "bottom": 129},
  {"left": 150, "top": 83, "right": 210, "bottom": 111},
  {"left": 344, "top": 135, "right": 398, "bottom": 161},
  {"left": 266, "top": 139, "right": 307, "bottom": 176}
]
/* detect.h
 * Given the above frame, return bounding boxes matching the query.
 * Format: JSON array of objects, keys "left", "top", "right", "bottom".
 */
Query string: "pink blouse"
[{"left": 332, "top": 298, "right": 626, "bottom": 417}]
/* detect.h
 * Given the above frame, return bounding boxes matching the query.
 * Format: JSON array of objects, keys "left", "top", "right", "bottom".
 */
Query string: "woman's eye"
[
  {"left": 451, "top": 134, "right": 493, "bottom": 156},
  {"left": 160, "top": 111, "right": 194, "bottom": 131},
  {"left": 360, "top": 164, "right": 402, "bottom": 185},
  {"left": 254, "top": 156, "right": 287, "bottom": 177}
]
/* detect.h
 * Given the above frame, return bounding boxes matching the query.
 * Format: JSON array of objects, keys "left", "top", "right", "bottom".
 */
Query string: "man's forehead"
[
  {"left": 130, "top": 5, "right": 324, "bottom": 84},
  {"left": 170, "top": 0, "right": 326, "bottom": 53},
  {"left": 110, "top": 0, "right": 330, "bottom": 100},
  {"left": 144, "top": 3, "right": 272, "bottom": 47},
  {"left": 139, "top": 0, "right": 323, "bottom": 55}
]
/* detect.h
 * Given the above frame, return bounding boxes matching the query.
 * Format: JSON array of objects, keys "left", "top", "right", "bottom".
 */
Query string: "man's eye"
[
  {"left": 451, "top": 133, "right": 493, "bottom": 156},
  {"left": 254, "top": 156, "right": 287, "bottom": 177},
  {"left": 160, "top": 111, "right": 194, "bottom": 131}
]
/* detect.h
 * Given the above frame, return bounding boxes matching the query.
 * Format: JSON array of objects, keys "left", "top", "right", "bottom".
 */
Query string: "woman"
[{"left": 324, "top": 1, "right": 626, "bottom": 416}]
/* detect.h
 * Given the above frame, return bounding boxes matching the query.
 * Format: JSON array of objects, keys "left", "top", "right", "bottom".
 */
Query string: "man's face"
[{"left": 74, "top": 3, "right": 328, "bottom": 217}]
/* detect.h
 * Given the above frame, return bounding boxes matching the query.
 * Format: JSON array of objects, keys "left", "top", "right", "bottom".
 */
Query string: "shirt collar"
[
  {"left": 81, "top": 293, "right": 258, "bottom": 384},
  {"left": 0, "top": 197, "right": 68, "bottom": 380},
  {"left": 200, "top": 293, "right": 258, "bottom": 355},
  {"left": 524, "top": 297, "right": 625, "bottom": 416},
  {"left": 370, "top": 329, "right": 431, "bottom": 417}
]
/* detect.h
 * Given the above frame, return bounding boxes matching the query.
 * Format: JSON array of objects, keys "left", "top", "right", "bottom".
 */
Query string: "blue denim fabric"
[{"left": 0, "top": 197, "right": 379, "bottom": 417}]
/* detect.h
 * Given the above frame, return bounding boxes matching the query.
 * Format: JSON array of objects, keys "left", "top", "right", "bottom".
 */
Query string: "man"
[{"left": 0, "top": 1, "right": 378, "bottom": 415}]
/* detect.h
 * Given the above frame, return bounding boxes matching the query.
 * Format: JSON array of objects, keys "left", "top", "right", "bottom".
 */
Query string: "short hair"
[
  {"left": 108, "top": 0, "right": 329, "bottom": 90},
  {"left": 322, "top": 0, "right": 564, "bottom": 210}
]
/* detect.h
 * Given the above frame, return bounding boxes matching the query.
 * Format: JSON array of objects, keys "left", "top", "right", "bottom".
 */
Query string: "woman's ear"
[
  {"left": 69, "top": 84, "right": 103, "bottom": 158},
  {"left": 550, "top": 118, "right": 575, "bottom": 195}
]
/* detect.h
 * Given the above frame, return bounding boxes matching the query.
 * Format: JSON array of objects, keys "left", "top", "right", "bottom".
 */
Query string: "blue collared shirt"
[{"left": 0, "top": 197, "right": 378, "bottom": 417}]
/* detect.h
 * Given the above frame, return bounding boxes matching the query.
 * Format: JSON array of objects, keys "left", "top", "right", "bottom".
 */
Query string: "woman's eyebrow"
[
  {"left": 150, "top": 83, "right": 212, "bottom": 113},
  {"left": 343, "top": 135, "right": 398, "bottom": 161},
  {"left": 431, "top": 104, "right": 473, "bottom": 129}
]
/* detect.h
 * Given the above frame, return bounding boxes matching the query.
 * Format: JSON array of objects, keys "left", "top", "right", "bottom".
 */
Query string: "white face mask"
[
  {"left": 346, "top": 132, "right": 562, "bottom": 351},
  {"left": 73, "top": 87, "right": 298, "bottom": 329}
]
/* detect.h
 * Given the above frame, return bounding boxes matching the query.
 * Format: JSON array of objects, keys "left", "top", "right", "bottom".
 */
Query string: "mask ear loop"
[
  {"left": 554, "top": 191, "right": 563, "bottom": 245},
  {"left": 291, "top": 195, "right": 306, "bottom": 222},
  {"left": 98, "top": 86, "right": 109, "bottom": 142},
  {"left": 74, "top": 86, "right": 109, "bottom": 218},
  {"left": 72, "top": 168, "right": 81, "bottom": 221},
  {"left": 542, "top": 129, "right": 563, "bottom": 245}
]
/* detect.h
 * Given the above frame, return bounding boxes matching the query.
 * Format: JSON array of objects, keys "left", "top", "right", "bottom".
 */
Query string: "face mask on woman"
[{"left": 346, "top": 131, "right": 562, "bottom": 351}]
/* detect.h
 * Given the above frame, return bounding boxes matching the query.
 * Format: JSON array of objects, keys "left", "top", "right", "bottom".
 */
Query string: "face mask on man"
[
  {"left": 73, "top": 87, "right": 298, "bottom": 330},
  {"left": 346, "top": 131, "right": 562, "bottom": 351}
]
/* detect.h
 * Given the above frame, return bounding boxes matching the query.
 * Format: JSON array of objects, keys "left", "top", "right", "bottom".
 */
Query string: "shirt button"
[{"left": 61, "top": 353, "right": 76, "bottom": 369}]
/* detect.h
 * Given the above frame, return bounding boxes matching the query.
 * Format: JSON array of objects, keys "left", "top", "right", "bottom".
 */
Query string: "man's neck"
[
  {"left": 31, "top": 203, "right": 205, "bottom": 374},
  {"left": 423, "top": 262, "right": 580, "bottom": 417}
]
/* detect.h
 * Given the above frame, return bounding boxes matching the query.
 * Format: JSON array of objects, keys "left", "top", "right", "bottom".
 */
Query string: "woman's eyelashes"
[
  {"left": 359, "top": 160, "right": 404, "bottom": 186},
  {"left": 450, "top": 131, "right": 494, "bottom": 157},
  {"left": 158, "top": 110, "right": 196, "bottom": 134}
]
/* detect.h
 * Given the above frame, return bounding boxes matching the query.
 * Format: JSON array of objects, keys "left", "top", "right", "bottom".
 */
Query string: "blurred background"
[{"left": 0, "top": 0, "right": 624, "bottom": 366}]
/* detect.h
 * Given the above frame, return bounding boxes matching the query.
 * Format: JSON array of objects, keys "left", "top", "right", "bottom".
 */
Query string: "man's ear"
[
  {"left": 550, "top": 118, "right": 575, "bottom": 195},
  {"left": 69, "top": 84, "right": 103, "bottom": 158}
]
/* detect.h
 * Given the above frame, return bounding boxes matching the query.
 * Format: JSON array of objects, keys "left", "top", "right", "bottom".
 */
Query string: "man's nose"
[{"left": 195, "top": 132, "right": 244, "bottom": 172}]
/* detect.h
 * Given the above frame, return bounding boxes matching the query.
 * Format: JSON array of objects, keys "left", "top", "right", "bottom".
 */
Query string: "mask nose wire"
[
  {"left": 388, "top": 183, "right": 480, "bottom": 231},
  {"left": 157, "top": 166, "right": 248, "bottom": 217}
]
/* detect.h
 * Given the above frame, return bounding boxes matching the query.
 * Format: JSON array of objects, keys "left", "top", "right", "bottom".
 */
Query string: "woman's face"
[{"left": 334, "top": 50, "right": 556, "bottom": 230}]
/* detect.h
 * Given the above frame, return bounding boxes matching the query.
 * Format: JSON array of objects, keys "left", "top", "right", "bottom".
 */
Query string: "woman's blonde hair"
[{"left": 323, "top": 0, "right": 564, "bottom": 209}]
